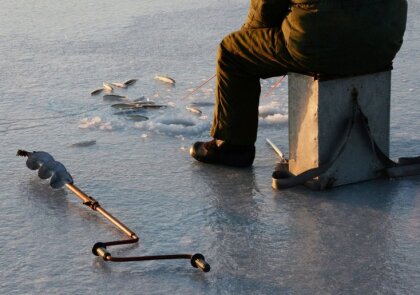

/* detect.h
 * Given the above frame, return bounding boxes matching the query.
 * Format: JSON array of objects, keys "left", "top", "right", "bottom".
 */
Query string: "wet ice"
[{"left": 0, "top": 0, "right": 419, "bottom": 294}]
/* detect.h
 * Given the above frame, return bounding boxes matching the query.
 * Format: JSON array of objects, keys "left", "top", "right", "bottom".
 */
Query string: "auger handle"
[
  {"left": 191, "top": 253, "right": 211, "bottom": 272},
  {"left": 93, "top": 243, "right": 211, "bottom": 272}
]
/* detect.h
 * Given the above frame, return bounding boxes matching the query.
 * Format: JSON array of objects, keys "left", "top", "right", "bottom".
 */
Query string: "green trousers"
[{"left": 210, "top": 27, "right": 303, "bottom": 145}]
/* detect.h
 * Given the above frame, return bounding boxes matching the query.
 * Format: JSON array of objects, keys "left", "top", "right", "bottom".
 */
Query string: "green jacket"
[{"left": 244, "top": 0, "right": 408, "bottom": 75}]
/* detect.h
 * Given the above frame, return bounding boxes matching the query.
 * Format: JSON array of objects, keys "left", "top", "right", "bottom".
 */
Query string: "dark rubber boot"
[{"left": 190, "top": 140, "right": 255, "bottom": 168}]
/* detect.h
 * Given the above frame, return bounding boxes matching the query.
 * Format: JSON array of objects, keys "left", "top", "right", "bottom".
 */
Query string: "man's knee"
[{"left": 218, "top": 31, "right": 242, "bottom": 58}]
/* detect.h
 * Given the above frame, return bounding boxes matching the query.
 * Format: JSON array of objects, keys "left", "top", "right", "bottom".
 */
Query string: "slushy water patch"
[
  {"left": 259, "top": 113, "right": 288, "bottom": 125},
  {"left": 134, "top": 113, "right": 211, "bottom": 136},
  {"left": 259, "top": 101, "right": 285, "bottom": 116},
  {"left": 258, "top": 101, "right": 288, "bottom": 126},
  {"left": 78, "top": 116, "right": 119, "bottom": 131}
]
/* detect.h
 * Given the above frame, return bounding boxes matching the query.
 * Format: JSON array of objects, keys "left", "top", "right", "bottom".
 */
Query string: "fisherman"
[{"left": 190, "top": 0, "right": 407, "bottom": 167}]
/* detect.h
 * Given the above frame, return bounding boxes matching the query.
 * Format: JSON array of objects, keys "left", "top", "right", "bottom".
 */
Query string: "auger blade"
[
  {"left": 38, "top": 161, "right": 54, "bottom": 179},
  {"left": 26, "top": 151, "right": 55, "bottom": 170},
  {"left": 20, "top": 150, "right": 73, "bottom": 188},
  {"left": 50, "top": 162, "right": 73, "bottom": 188}
]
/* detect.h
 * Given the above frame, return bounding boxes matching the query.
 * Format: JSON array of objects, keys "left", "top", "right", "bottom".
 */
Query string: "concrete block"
[{"left": 288, "top": 71, "right": 391, "bottom": 189}]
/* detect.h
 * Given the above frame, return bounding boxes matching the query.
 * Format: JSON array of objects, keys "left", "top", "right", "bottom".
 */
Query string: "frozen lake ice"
[{"left": 0, "top": 0, "right": 419, "bottom": 294}]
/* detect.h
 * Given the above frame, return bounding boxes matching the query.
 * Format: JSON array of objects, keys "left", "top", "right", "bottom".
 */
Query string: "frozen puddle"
[
  {"left": 78, "top": 117, "right": 113, "bottom": 131},
  {"left": 135, "top": 114, "right": 211, "bottom": 136},
  {"left": 258, "top": 101, "right": 288, "bottom": 126}
]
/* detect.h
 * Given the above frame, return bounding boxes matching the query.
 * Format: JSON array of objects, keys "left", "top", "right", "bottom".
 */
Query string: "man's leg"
[
  {"left": 211, "top": 27, "right": 301, "bottom": 145},
  {"left": 190, "top": 27, "right": 302, "bottom": 167}
]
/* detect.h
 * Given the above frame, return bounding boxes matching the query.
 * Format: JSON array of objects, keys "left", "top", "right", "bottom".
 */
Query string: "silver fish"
[
  {"left": 126, "top": 114, "right": 149, "bottom": 122},
  {"left": 102, "top": 82, "right": 114, "bottom": 92},
  {"left": 141, "top": 104, "right": 166, "bottom": 109},
  {"left": 111, "top": 101, "right": 155, "bottom": 109},
  {"left": 133, "top": 96, "right": 146, "bottom": 102},
  {"left": 160, "top": 119, "right": 195, "bottom": 127},
  {"left": 155, "top": 75, "right": 176, "bottom": 84},
  {"left": 124, "top": 79, "right": 138, "bottom": 86},
  {"left": 91, "top": 88, "right": 103, "bottom": 96},
  {"left": 111, "top": 103, "right": 136, "bottom": 109},
  {"left": 116, "top": 103, "right": 165, "bottom": 110},
  {"left": 114, "top": 109, "right": 145, "bottom": 115},
  {"left": 103, "top": 94, "right": 127, "bottom": 102},
  {"left": 69, "top": 140, "right": 97, "bottom": 148},
  {"left": 189, "top": 102, "right": 215, "bottom": 107},
  {"left": 186, "top": 105, "right": 202, "bottom": 115},
  {"left": 133, "top": 101, "right": 156, "bottom": 106},
  {"left": 111, "top": 82, "right": 127, "bottom": 88}
]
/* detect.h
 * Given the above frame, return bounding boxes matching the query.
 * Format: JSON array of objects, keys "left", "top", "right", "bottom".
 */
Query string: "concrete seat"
[{"left": 287, "top": 70, "right": 391, "bottom": 189}]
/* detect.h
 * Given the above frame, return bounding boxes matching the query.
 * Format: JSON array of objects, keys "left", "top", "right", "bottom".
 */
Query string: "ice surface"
[{"left": 0, "top": 0, "right": 419, "bottom": 294}]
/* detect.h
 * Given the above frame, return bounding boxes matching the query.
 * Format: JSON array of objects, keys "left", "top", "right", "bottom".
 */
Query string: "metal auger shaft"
[
  {"left": 17, "top": 149, "right": 210, "bottom": 272},
  {"left": 65, "top": 183, "right": 137, "bottom": 238}
]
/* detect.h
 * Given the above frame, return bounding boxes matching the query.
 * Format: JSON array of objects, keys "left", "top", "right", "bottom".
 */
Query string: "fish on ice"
[
  {"left": 110, "top": 79, "right": 137, "bottom": 87},
  {"left": 133, "top": 96, "right": 146, "bottom": 102},
  {"left": 124, "top": 79, "right": 138, "bottom": 86},
  {"left": 124, "top": 79, "right": 137, "bottom": 86},
  {"left": 91, "top": 79, "right": 136, "bottom": 95},
  {"left": 155, "top": 75, "right": 176, "bottom": 84},
  {"left": 102, "top": 82, "right": 114, "bottom": 93},
  {"left": 103, "top": 94, "right": 128, "bottom": 102},
  {"left": 189, "top": 102, "right": 215, "bottom": 107},
  {"left": 111, "top": 101, "right": 156, "bottom": 109},
  {"left": 115, "top": 103, "right": 166, "bottom": 110},
  {"left": 91, "top": 88, "right": 103, "bottom": 96},
  {"left": 114, "top": 109, "right": 146, "bottom": 115},
  {"left": 140, "top": 104, "right": 166, "bottom": 109},
  {"left": 110, "top": 82, "right": 127, "bottom": 88},
  {"left": 186, "top": 105, "right": 202, "bottom": 115},
  {"left": 126, "top": 114, "right": 149, "bottom": 122},
  {"left": 69, "top": 140, "right": 97, "bottom": 148}
]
